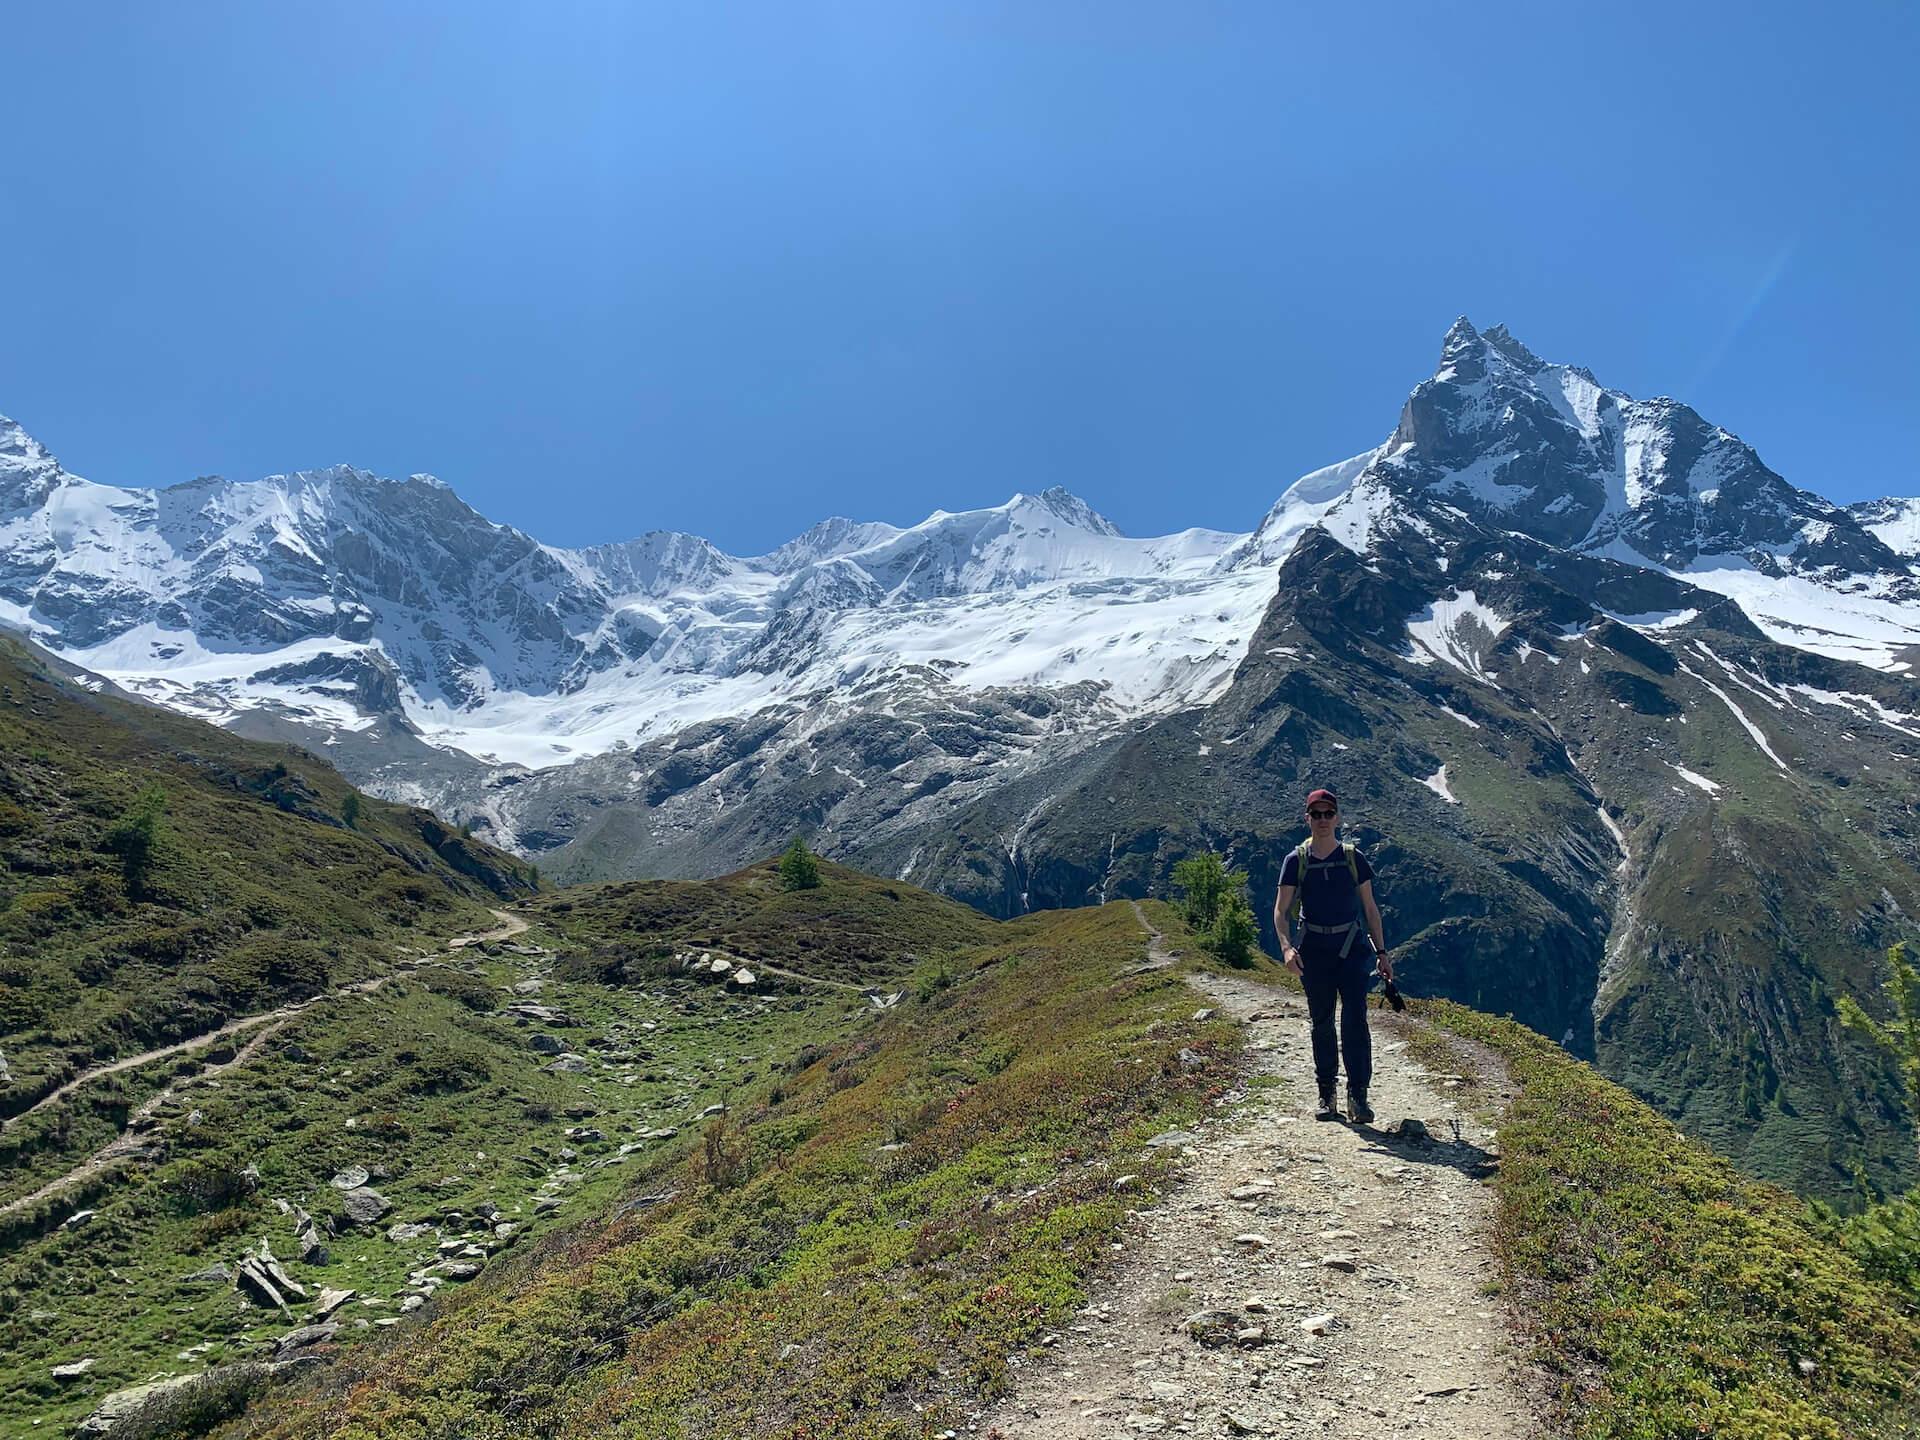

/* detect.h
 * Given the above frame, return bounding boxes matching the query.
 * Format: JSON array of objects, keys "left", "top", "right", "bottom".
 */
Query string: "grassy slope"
[
  {"left": 0, "top": 634, "right": 536, "bottom": 1123},
  {"left": 1423, "top": 998, "right": 1920, "bottom": 1440},
  {"left": 215, "top": 896, "right": 1238, "bottom": 1440},
  {"left": 525, "top": 863, "right": 1001, "bottom": 988},
  {"left": 0, "top": 939, "right": 860, "bottom": 1437}
]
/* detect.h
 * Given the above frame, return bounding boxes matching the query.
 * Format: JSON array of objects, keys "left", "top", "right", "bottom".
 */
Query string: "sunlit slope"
[{"left": 0, "top": 631, "right": 535, "bottom": 1123}]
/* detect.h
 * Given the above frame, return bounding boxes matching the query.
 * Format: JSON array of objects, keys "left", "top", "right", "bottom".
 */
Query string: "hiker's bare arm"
[
  {"left": 1359, "top": 881, "right": 1390, "bottom": 976},
  {"left": 1273, "top": 884, "right": 1300, "bottom": 972}
]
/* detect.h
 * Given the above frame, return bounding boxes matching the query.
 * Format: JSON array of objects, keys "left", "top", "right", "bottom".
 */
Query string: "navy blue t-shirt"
[{"left": 1279, "top": 843, "right": 1375, "bottom": 929}]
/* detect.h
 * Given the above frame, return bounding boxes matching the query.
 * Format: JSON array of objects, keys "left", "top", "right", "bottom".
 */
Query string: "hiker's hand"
[
  {"left": 1376, "top": 949, "right": 1393, "bottom": 980},
  {"left": 1283, "top": 948, "right": 1301, "bottom": 976}
]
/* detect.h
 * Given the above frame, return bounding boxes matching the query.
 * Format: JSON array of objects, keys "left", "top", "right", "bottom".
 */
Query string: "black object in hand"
[{"left": 1382, "top": 977, "right": 1406, "bottom": 1011}]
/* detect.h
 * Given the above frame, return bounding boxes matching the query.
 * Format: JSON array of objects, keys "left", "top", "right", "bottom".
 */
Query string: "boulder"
[
  {"left": 385, "top": 1221, "right": 433, "bottom": 1243},
  {"left": 528, "top": 1033, "right": 564, "bottom": 1055},
  {"left": 235, "top": 1259, "right": 287, "bottom": 1310},
  {"left": 261, "top": 1256, "right": 309, "bottom": 1301},
  {"left": 312, "top": 1287, "right": 355, "bottom": 1320},
  {"left": 544, "top": 1054, "right": 590, "bottom": 1074},
  {"left": 50, "top": 1358, "right": 95, "bottom": 1380},
  {"left": 727, "top": 969, "right": 757, "bottom": 988},
  {"left": 181, "top": 1261, "right": 232, "bottom": 1285},
  {"left": 329, "top": 1165, "right": 370, "bottom": 1190},
  {"left": 339, "top": 1187, "right": 391, "bottom": 1226},
  {"left": 274, "top": 1322, "right": 339, "bottom": 1355}
]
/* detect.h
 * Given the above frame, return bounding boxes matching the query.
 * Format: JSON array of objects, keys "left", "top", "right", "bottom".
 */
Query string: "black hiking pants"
[{"left": 1301, "top": 941, "right": 1374, "bottom": 1096}]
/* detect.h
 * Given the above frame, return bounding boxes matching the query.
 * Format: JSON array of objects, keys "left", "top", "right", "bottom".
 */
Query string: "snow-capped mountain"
[
  {"left": 2, "top": 318, "right": 1916, "bottom": 781},
  {"left": 0, "top": 418, "right": 1267, "bottom": 772},
  {"left": 1851, "top": 496, "right": 1920, "bottom": 560},
  {"left": 1231, "top": 319, "right": 1920, "bottom": 671},
  {"left": 5, "top": 320, "right": 1920, "bottom": 1200}
]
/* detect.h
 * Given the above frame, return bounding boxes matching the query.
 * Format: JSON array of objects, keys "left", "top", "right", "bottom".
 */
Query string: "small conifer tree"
[
  {"left": 103, "top": 784, "right": 167, "bottom": 900},
  {"left": 341, "top": 791, "right": 363, "bottom": 829},
  {"left": 778, "top": 836, "right": 822, "bottom": 891}
]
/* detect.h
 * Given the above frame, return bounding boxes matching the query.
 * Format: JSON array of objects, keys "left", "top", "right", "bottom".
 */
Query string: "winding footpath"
[
  {"left": 0, "top": 909, "right": 525, "bottom": 1220},
  {"left": 980, "top": 910, "right": 1544, "bottom": 1438}
]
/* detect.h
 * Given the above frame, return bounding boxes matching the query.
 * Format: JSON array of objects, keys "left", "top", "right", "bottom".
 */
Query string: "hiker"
[{"left": 1273, "top": 788, "right": 1391, "bottom": 1123}]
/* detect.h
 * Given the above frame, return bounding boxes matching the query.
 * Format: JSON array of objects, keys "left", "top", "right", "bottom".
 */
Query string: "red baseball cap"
[{"left": 1305, "top": 788, "right": 1337, "bottom": 808}]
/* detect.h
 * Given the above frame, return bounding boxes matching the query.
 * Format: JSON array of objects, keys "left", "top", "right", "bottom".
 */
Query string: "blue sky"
[{"left": 4, "top": 3, "right": 1915, "bottom": 552}]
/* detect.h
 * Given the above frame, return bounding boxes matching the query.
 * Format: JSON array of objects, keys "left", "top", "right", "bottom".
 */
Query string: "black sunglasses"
[{"left": 1306, "top": 808, "right": 1337, "bottom": 819}]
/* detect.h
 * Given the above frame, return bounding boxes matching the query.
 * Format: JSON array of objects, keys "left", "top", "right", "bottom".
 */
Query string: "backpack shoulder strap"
[
  {"left": 1285, "top": 840, "right": 1312, "bottom": 922},
  {"left": 1342, "top": 842, "right": 1360, "bottom": 886}
]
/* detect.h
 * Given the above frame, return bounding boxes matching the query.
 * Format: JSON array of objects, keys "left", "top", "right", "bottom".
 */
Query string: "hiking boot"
[
  {"left": 1314, "top": 1089, "right": 1339, "bottom": 1121},
  {"left": 1347, "top": 1088, "right": 1375, "bottom": 1125}
]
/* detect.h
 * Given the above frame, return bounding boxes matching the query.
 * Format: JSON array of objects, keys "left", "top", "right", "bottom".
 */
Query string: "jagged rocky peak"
[
  {"left": 577, "top": 528, "right": 743, "bottom": 598},
  {"left": 0, "top": 414, "right": 65, "bottom": 507},
  {"left": 756, "top": 516, "right": 903, "bottom": 573},
  {"left": 1375, "top": 318, "right": 1902, "bottom": 574},
  {"left": 1849, "top": 496, "right": 1920, "bottom": 560},
  {"left": 1010, "top": 485, "right": 1123, "bottom": 537}
]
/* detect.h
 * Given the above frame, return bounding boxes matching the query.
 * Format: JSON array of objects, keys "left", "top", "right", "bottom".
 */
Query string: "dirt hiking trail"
[
  {"left": 981, "top": 914, "right": 1544, "bottom": 1438},
  {"left": 1, "top": 908, "right": 528, "bottom": 1218}
]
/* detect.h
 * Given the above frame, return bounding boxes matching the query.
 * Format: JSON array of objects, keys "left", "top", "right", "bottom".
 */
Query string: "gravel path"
[{"left": 980, "top": 928, "right": 1543, "bottom": 1438}]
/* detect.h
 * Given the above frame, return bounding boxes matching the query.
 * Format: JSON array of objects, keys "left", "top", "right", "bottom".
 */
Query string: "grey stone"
[
  {"left": 312, "top": 1287, "right": 355, "bottom": 1319},
  {"left": 262, "top": 1257, "right": 309, "bottom": 1301},
  {"left": 235, "top": 1259, "right": 287, "bottom": 1310},
  {"left": 1143, "top": 1129, "right": 1200, "bottom": 1150},
  {"left": 545, "top": 1054, "right": 591, "bottom": 1074},
  {"left": 340, "top": 1186, "right": 391, "bottom": 1225},
  {"left": 50, "top": 1358, "right": 95, "bottom": 1380},
  {"left": 330, "top": 1165, "right": 370, "bottom": 1190},
  {"left": 274, "top": 1322, "right": 340, "bottom": 1355},
  {"left": 385, "top": 1221, "right": 433, "bottom": 1243},
  {"left": 1183, "top": 1309, "right": 1241, "bottom": 1347},
  {"left": 529, "top": 1033, "right": 564, "bottom": 1055}
]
